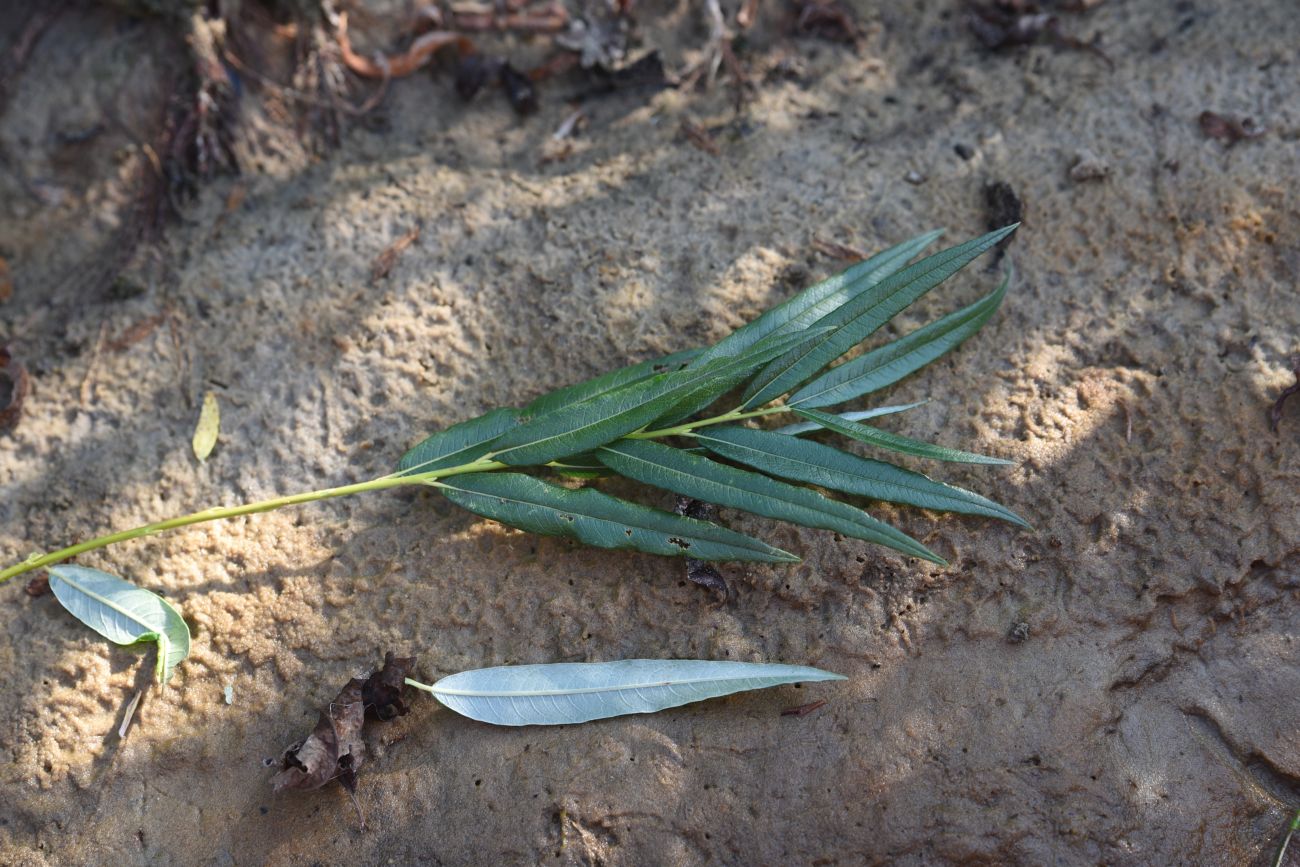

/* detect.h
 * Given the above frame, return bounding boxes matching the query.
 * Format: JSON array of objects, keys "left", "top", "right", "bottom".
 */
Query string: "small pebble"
[
  {"left": 1069, "top": 149, "right": 1110, "bottom": 182},
  {"left": 904, "top": 169, "right": 927, "bottom": 185},
  {"left": 224, "top": 684, "right": 234, "bottom": 705}
]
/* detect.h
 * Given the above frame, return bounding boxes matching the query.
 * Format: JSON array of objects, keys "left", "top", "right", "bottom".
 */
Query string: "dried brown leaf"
[
  {"left": 362, "top": 652, "right": 415, "bottom": 721},
  {"left": 273, "top": 678, "right": 366, "bottom": 793}
]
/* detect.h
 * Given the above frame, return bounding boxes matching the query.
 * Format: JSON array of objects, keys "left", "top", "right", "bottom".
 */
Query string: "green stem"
[
  {"left": 1273, "top": 808, "right": 1300, "bottom": 867},
  {"left": 1, "top": 400, "right": 788, "bottom": 586},
  {"left": 631, "top": 405, "right": 786, "bottom": 440},
  {"left": 0, "top": 458, "right": 503, "bottom": 585}
]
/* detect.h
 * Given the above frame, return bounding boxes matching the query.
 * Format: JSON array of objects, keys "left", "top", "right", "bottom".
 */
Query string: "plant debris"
[
  {"left": 680, "top": 119, "right": 720, "bottom": 156},
  {"left": 0, "top": 345, "right": 29, "bottom": 432},
  {"left": 967, "top": 1, "right": 1109, "bottom": 64},
  {"left": 1198, "top": 111, "right": 1266, "bottom": 147},
  {"left": 1270, "top": 356, "right": 1300, "bottom": 433},
  {"left": 24, "top": 574, "right": 49, "bottom": 597},
  {"left": 370, "top": 226, "right": 421, "bottom": 284},
  {"left": 781, "top": 698, "right": 828, "bottom": 717},
  {"left": 272, "top": 652, "right": 417, "bottom": 813},
  {"left": 984, "top": 181, "right": 1023, "bottom": 259},
  {"left": 499, "top": 62, "right": 539, "bottom": 115},
  {"left": 0, "top": 256, "right": 11, "bottom": 302},
  {"left": 675, "top": 497, "right": 730, "bottom": 598},
  {"left": 790, "top": 0, "right": 862, "bottom": 46},
  {"left": 361, "top": 652, "right": 416, "bottom": 721},
  {"left": 811, "top": 238, "right": 867, "bottom": 262},
  {"left": 274, "top": 678, "right": 367, "bottom": 794}
]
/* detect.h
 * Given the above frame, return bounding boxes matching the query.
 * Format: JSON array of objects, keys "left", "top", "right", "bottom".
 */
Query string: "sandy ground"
[{"left": 1, "top": 1, "right": 1298, "bottom": 864}]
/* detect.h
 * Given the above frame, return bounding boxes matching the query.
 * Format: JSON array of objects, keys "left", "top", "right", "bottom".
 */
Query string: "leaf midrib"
[{"left": 436, "top": 675, "right": 792, "bottom": 698}]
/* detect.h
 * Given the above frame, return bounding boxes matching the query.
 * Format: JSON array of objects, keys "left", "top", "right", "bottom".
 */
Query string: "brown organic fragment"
[
  {"left": 371, "top": 227, "right": 421, "bottom": 284},
  {"left": 273, "top": 678, "right": 366, "bottom": 793},
  {"left": 675, "top": 497, "right": 730, "bottom": 599},
  {"left": 781, "top": 699, "right": 827, "bottom": 717},
  {"left": 1198, "top": 111, "right": 1266, "bottom": 146},
  {"left": 1270, "top": 356, "right": 1300, "bottom": 433},
  {"left": 680, "top": 120, "right": 720, "bottom": 156},
  {"left": 0, "top": 346, "right": 29, "bottom": 432},
  {"left": 362, "top": 652, "right": 416, "bottom": 721},
  {"left": 811, "top": 238, "right": 867, "bottom": 262},
  {"left": 0, "top": 256, "right": 11, "bottom": 302},
  {"left": 499, "top": 63, "right": 539, "bottom": 115}
]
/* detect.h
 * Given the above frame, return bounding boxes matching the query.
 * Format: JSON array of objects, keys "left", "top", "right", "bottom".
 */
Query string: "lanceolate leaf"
[
  {"left": 774, "top": 402, "right": 928, "bottom": 436},
  {"left": 48, "top": 565, "right": 191, "bottom": 685},
  {"left": 697, "top": 427, "right": 1029, "bottom": 528},
  {"left": 597, "top": 439, "right": 941, "bottom": 563},
  {"left": 435, "top": 472, "right": 797, "bottom": 562},
  {"left": 793, "top": 407, "right": 1011, "bottom": 465},
  {"left": 397, "top": 407, "right": 520, "bottom": 476},
  {"left": 524, "top": 347, "right": 701, "bottom": 416},
  {"left": 486, "top": 328, "right": 820, "bottom": 467},
  {"left": 789, "top": 268, "right": 1010, "bottom": 409},
  {"left": 741, "top": 224, "right": 1018, "bottom": 408},
  {"left": 690, "top": 229, "right": 944, "bottom": 367},
  {"left": 419, "top": 659, "right": 845, "bottom": 726}
]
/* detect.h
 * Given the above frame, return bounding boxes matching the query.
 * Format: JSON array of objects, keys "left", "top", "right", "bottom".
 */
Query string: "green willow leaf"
[
  {"left": 597, "top": 439, "right": 941, "bottom": 563},
  {"left": 397, "top": 406, "right": 521, "bottom": 476},
  {"left": 789, "top": 268, "right": 1010, "bottom": 409},
  {"left": 435, "top": 472, "right": 798, "bottom": 563},
  {"left": 793, "top": 407, "right": 1011, "bottom": 465},
  {"left": 741, "top": 224, "right": 1018, "bottom": 408},
  {"left": 697, "top": 426, "right": 1029, "bottom": 528},
  {"left": 48, "top": 565, "right": 191, "bottom": 685},
  {"left": 524, "top": 347, "right": 701, "bottom": 416},
  {"left": 419, "top": 659, "right": 845, "bottom": 726},
  {"left": 690, "top": 229, "right": 944, "bottom": 367},
  {"left": 774, "top": 402, "right": 928, "bottom": 436},
  {"left": 486, "top": 328, "right": 821, "bottom": 467}
]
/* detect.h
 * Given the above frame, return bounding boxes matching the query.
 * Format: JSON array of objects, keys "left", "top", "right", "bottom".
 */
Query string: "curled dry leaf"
[
  {"left": 362, "top": 651, "right": 415, "bottom": 721},
  {"left": 273, "top": 678, "right": 367, "bottom": 793},
  {"left": 273, "top": 653, "right": 416, "bottom": 795}
]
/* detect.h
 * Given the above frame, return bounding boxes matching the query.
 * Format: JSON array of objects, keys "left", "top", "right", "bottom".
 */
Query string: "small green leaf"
[
  {"left": 774, "top": 402, "right": 928, "bottom": 436},
  {"left": 789, "top": 267, "right": 1010, "bottom": 408},
  {"left": 597, "top": 439, "right": 941, "bottom": 562},
  {"left": 524, "top": 347, "right": 702, "bottom": 416},
  {"left": 690, "top": 229, "right": 944, "bottom": 367},
  {"left": 793, "top": 407, "right": 1012, "bottom": 465},
  {"left": 192, "top": 391, "right": 220, "bottom": 462},
  {"left": 397, "top": 407, "right": 521, "bottom": 476},
  {"left": 435, "top": 472, "right": 798, "bottom": 563},
  {"left": 741, "top": 225, "right": 1018, "bottom": 408},
  {"left": 697, "top": 426, "right": 1029, "bottom": 528},
  {"left": 487, "top": 328, "right": 820, "bottom": 467},
  {"left": 416, "top": 659, "right": 845, "bottom": 726},
  {"left": 48, "top": 565, "right": 191, "bottom": 685}
]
